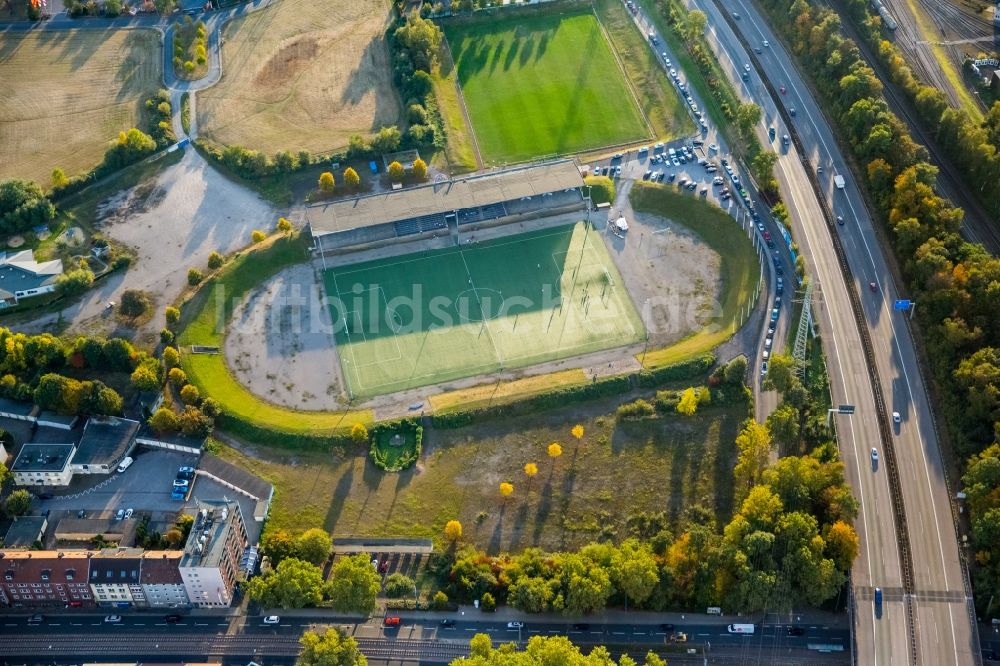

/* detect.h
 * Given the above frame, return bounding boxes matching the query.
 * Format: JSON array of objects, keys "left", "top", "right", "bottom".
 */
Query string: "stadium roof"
[{"left": 306, "top": 160, "right": 583, "bottom": 236}]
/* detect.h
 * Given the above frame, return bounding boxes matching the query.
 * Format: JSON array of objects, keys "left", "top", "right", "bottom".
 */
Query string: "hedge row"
[
  {"left": 216, "top": 413, "right": 355, "bottom": 450},
  {"left": 369, "top": 418, "right": 424, "bottom": 472},
  {"left": 431, "top": 354, "right": 716, "bottom": 429}
]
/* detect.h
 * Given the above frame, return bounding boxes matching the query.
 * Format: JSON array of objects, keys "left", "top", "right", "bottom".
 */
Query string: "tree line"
[{"left": 753, "top": 0, "right": 1000, "bottom": 614}]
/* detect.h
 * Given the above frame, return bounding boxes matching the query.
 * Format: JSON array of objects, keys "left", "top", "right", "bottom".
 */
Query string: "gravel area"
[{"left": 15, "top": 149, "right": 275, "bottom": 342}]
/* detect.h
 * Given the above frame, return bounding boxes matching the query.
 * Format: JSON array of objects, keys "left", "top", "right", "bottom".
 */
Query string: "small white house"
[{"left": 0, "top": 250, "right": 63, "bottom": 307}]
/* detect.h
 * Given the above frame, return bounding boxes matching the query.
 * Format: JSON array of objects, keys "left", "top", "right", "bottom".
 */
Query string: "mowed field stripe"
[{"left": 444, "top": 11, "right": 649, "bottom": 164}]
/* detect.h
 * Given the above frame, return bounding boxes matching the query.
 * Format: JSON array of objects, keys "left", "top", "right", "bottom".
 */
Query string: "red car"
[
  {"left": 763, "top": 231, "right": 771, "bottom": 241},
  {"left": 384, "top": 616, "right": 401, "bottom": 626}
]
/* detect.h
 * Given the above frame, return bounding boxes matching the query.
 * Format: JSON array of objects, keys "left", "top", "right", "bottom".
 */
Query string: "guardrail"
[{"left": 708, "top": 1, "right": 919, "bottom": 663}]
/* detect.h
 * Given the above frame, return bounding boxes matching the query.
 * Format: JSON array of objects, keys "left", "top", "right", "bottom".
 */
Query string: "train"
[{"left": 870, "top": 0, "right": 898, "bottom": 31}]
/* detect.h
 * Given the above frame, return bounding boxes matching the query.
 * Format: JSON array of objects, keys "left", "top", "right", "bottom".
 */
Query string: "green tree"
[
  {"left": 583, "top": 175, "right": 616, "bottom": 205},
  {"left": 297, "top": 628, "right": 367, "bottom": 666},
  {"left": 388, "top": 161, "right": 405, "bottom": 181},
  {"left": 683, "top": 9, "right": 707, "bottom": 41},
  {"left": 165, "top": 306, "right": 181, "bottom": 326},
  {"left": 187, "top": 268, "right": 203, "bottom": 286},
  {"left": 247, "top": 557, "right": 326, "bottom": 608},
  {"left": 119, "top": 289, "right": 150, "bottom": 318},
  {"left": 611, "top": 539, "right": 659, "bottom": 608},
  {"left": 327, "top": 553, "right": 381, "bottom": 614},
  {"left": 5, "top": 489, "right": 31, "bottom": 516},
  {"left": 56, "top": 268, "right": 95, "bottom": 296},
  {"left": 724, "top": 355, "right": 749, "bottom": 385},
  {"left": 371, "top": 126, "right": 402, "bottom": 154},
  {"left": 509, "top": 576, "right": 554, "bottom": 613},
  {"left": 0, "top": 178, "right": 55, "bottom": 234},
  {"left": 383, "top": 572, "right": 415, "bottom": 598},
  {"left": 296, "top": 528, "right": 333, "bottom": 565},
  {"left": 131, "top": 362, "right": 161, "bottom": 392},
  {"left": 319, "top": 172, "right": 336, "bottom": 192},
  {"left": 762, "top": 354, "right": 798, "bottom": 394},
  {"left": 735, "top": 103, "right": 762, "bottom": 139},
  {"left": 0, "top": 462, "right": 10, "bottom": 489},
  {"left": 51, "top": 168, "right": 68, "bottom": 189},
  {"left": 765, "top": 404, "right": 800, "bottom": 449},
  {"left": 207, "top": 251, "right": 224, "bottom": 270}
]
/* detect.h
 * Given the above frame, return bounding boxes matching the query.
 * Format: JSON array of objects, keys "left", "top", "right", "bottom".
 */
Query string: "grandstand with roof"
[{"left": 304, "top": 160, "right": 586, "bottom": 254}]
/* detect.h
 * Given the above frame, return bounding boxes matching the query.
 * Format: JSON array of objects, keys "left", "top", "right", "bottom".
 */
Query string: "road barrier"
[{"left": 709, "top": 2, "right": 919, "bottom": 663}]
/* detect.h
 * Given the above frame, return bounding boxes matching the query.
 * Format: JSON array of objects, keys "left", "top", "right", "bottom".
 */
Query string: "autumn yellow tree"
[
  {"left": 548, "top": 442, "right": 562, "bottom": 460},
  {"left": 343, "top": 167, "right": 361, "bottom": 190},
  {"left": 571, "top": 425, "right": 584, "bottom": 441},
  {"left": 277, "top": 217, "right": 292, "bottom": 232},
  {"left": 524, "top": 462, "right": 538, "bottom": 489},
  {"left": 251, "top": 230, "right": 266, "bottom": 243},
  {"left": 319, "top": 171, "right": 335, "bottom": 192},
  {"left": 499, "top": 482, "right": 513, "bottom": 504},
  {"left": 444, "top": 520, "right": 462, "bottom": 542},
  {"left": 412, "top": 158, "right": 428, "bottom": 181},
  {"left": 676, "top": 387, "right": 699, "bottom": 416},
  {"left": 388, "top": 161, "right": 405, "bottom": 181},
  {"left": 350, "top": 423, "right": 368, "bottom": 443}
]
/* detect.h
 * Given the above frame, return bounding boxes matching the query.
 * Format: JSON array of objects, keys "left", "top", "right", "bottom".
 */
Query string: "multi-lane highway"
[
  {"left": 668, "top": 0, "right": 979, "bottom": 663},
  {"left": 0, "top": 611, "right": 852, "bottom": 664}
]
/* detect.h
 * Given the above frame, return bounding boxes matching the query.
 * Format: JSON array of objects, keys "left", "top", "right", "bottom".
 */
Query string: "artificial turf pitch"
[
  {"left": 325, "top": 223, "right": 646, "bottom": 399},
  {"left": 445, "top": 11, "right": 650, "bottom": 164}
]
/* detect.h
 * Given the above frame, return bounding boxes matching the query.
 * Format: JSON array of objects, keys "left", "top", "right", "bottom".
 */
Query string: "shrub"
[
  {"left": 383, "top": 573, "right": 415, "bottom": 598},
  {"left": 162, "top": 346, "right": 180, "bottom": 369},
  {"left": 432, "top": 590, "right": 449, "bottom": 609},
  {"left": 480, "top": 592, "right": 496, "bottom": 612},
  {"left": 160, "top": 328, "right": 175, "bottom": 346},
  {"left": 616, "top": 398, "right": 655, "bottom": 419},
  {"left": 584, "top": 175, "right": 616, "bottom": 205},
  {"left": 207, "top": 251, "right": 224, "bottom": 270},
  {"left": 149, "top": 407, "right": 179, "bottom": 433},
  {"left": 251, "top": 230, "right": 266, "bottom": 243},
  {"left": 412, "top": 158, "right": 428, "bottom": 181},
  {"left": 388, "top": 161, "right": 405, "bottom": 181},
  {"left": 168, "top": 367, "right": 188, "bottom": 387},
  {"left": 277, "top": 217, "right": 292, "bottom": 232},
  {"left": 165, "top": 306, "right": 181, "bottom": 326},
  {"left": 55, "top": 268, "right": 95, "bottom": 296},
  {"left": 368, "top": 419, "right": 422, "bottom": 472},
  {"left": 187, "top": 268, "right": 203, "bottom": 286},
  {"left": 119, "top": 289, "right": 150, "bottom": 318},
  {"left": 343, "top": 167, "right": 361, "bottom": 190}
]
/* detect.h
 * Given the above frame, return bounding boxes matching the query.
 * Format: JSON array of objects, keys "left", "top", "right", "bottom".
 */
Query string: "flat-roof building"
[
  {"left": 306, "top": 160, "right": 584, "bottom": 253},
  {"left": 0, "top": 250, "right": 63, "bottom": 307},
  {"left": 178, "top": 500, "right": 249, "bottom": 608},
  {"left": 3, "top": 516, "right": 48, "bottom": 549},
  {"left": 71, "top": 416, "right": 140, "bottom": 475},
  {"left": 11, "top": 442, "right": 76, "bottom": 486}
]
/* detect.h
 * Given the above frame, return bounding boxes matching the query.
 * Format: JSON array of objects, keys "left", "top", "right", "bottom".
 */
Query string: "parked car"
[
  {"left": 115, "top": 509, "right": 125, "bottom": 521},
  {"left": 123, "top": 508, "right": 133, "bottom": 520},
  {"left": 384, "top": 616, "right": 401, "bottom": 626},
  {"left": 761, "top": 361, "right": 768, "bottom": 376},
  {"left": 116, "top": 456, "right": 134, "bottom": 473}
]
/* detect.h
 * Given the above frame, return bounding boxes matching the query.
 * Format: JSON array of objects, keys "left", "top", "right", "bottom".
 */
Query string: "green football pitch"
[
  {"left": 445, "top": 11, "right": 650, "bottom": 164},
  {"left": 325, "top": 223, "right": 646, "bottom": 399}
]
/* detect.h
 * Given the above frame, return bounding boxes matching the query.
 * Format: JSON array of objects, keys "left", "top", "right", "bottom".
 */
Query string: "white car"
[
  {"left": 263, "top": 615, "right": 280, "bottom": 625},
  {"left": 744, "top": 63, "right": 751, "bottom": 72},
  {"left": 669, "top": 68, "right": 677, "bottom": 77},
  {"left": 507, "top": 621, "right": 524, "bottom": 629},
  {"left": 671, "top": 157, "right": 680, "bottom": 166},
  {"left": 123, "top": 508, "right": 133, "bottom": 520},
  {"left": 892, "top": 411, "right": 901, "bottom": 424},
  {"left": 115, "top": 509, "right": 125, "bottom": 521},
  {"left": 871, "top": 448, "right": 879, "bottom": 463},
  {"left": 763, "top": 39, "right": 770, "bottom": 47},
  {"left": 708, "top": 143, "right": 718, "bottom": 152},
  {"left": 104, "top": 615, "right": 122, "bottom": 624}
]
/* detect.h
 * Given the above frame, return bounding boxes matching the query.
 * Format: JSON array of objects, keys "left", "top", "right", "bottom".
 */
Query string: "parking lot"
[{"left": 33, "top": 448, "right": 263, "bottom": 546}]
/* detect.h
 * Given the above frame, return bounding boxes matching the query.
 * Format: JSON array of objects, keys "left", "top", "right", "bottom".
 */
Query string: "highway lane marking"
[
  {"left": 463, "top": 628, "right": 475, "bottom": 632},
  {"left": 195, "top": 622, "right": 208, "bottom": 626}
]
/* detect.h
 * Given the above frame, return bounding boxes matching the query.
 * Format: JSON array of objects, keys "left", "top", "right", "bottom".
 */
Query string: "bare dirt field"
[
  {"left": 197, "top": 0, "right": 401, "bottom": 154},
  {"left": 0, "top": 29, "right": 162, "bottom": 185},
  {"left": 225, "top": 262, "right": 344, "bottom": 411}
]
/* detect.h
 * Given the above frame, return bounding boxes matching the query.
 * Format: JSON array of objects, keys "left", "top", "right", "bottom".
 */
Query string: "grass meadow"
[
  {"left": 444, "top": 11, "right": 649, "bottom": 163},
  {"left": 0, "top": 30, "right": 161, "bottom": 184},
  {"left": 215, "top": 394, "right": 745, "bottom": 552}
]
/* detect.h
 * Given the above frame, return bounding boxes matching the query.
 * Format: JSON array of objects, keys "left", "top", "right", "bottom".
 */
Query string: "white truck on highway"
[
  {"left": 728, "top": 624, "right": 755, "bottom": 634},
  {"left": 834, "top": 174, "right": 845, "bottom": 189}
]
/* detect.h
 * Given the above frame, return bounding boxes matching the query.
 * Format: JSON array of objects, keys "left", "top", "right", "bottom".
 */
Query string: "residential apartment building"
[
  {"left": 140, "top": 551, "right": 188, "bottom": 608},
  {"left": 88, "top": 548, "right": 144, "bottom": 608},
  {"left": 0, "top": 551, "right": 94, "bottom": 608},
  {"left": 10, "top": 443, "right": 76, "bottom": 487},
  {"left": 178, "top": 500, "right": 248, "bottom": 608}
]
